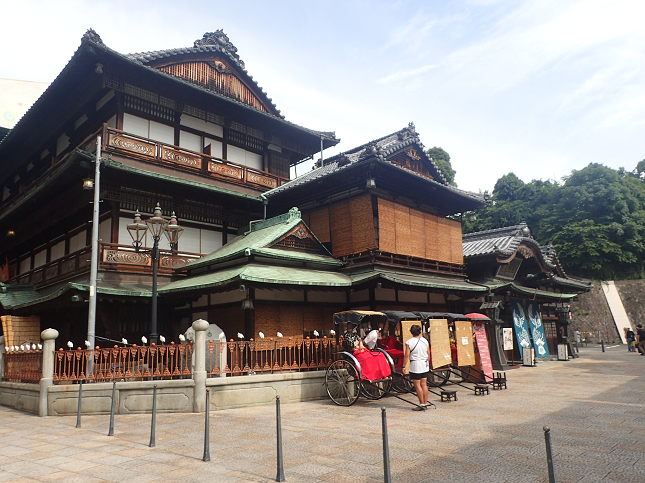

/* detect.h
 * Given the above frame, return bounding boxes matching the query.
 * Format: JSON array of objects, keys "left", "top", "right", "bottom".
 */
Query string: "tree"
[
  {"left": 493, "top": 173, "right": 525, "bottom": 201},
  {"left": 426, "top": 147, "right": 456, "bottom": 186}
]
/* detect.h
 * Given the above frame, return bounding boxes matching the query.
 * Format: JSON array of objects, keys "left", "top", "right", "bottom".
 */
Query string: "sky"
[{"left": 1, "top": 0, "right": 644, "bottom": 193}]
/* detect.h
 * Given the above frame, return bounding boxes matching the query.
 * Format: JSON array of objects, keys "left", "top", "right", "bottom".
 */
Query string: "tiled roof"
[
  {"left": 462, "top": 223, "right": 541, "bottom": 260},
  {"left": 265, "top": 124, "right": 484, "bottom": 204}
]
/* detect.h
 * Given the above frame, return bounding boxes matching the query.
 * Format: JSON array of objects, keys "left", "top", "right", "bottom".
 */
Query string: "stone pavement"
[{"left": 1, "top": 345, "right": 644, "bottom": 483}]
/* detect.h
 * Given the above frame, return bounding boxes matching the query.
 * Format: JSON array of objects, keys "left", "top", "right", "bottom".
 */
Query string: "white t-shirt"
[{"left": 406, "top": 336, "right": 429, "bottom": 374}]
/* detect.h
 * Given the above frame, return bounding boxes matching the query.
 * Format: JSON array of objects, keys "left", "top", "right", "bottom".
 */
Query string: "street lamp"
[{"left": 127, "top": 204, "right": 183, "bottom": 344}]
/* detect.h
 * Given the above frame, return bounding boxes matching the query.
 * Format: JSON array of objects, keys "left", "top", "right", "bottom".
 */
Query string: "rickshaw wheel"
[
  {"left": 360, "top": 377, "right": 393, "bottom": 400},
  {"left": 429, "top": 368, "right": 451, "bottom": 386},
  {"left": 392, "top": 372, "right": 413, "bottom": 393},
  {"left": 326, "top": 360, "right": 360, "bottom": 406}
]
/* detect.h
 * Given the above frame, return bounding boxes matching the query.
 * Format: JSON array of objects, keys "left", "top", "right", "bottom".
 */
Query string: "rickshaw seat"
[{"left": 352, "top": 349, "right": 392, "bottom": 381}]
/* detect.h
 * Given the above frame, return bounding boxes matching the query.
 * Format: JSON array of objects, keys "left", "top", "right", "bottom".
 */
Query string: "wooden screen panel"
[
  {"left": 409, "top": 208, "right": 426, "bottom": 259},
  {"left": 330, "top": 201, "right": 353, "bottom": 257},
  {"left": 435, "top": 217, "right": 453, "bottom": 264},
  {"left": 378, "top": 198, "right": 396, "bottom": 252},
  {"left": 350, "top": 195, "right": 377, "bottom": 254},
  {"left": 454, "top": 321, "right": 475, "bottom": 366},
  {"left": 428, "top": 319, "right": 451, "bottom": 369},
  {"left": 394, "top": 203, "right": 412, "bottom": 255},
  {"left": 307, "top": 208, "right": 330, "bottom": 243}
]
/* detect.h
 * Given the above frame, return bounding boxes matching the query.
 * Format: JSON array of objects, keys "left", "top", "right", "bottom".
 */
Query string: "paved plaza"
[{"left": 0, "top": 345, "right": 644, "bottom": 482}]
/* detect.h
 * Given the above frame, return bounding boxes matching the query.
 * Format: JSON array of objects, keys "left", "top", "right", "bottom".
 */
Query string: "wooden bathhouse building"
[{"left": 0, "top": 29, "right": 590, "bottom": 354}]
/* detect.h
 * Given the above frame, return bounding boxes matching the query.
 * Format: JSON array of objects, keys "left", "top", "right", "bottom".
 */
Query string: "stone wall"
[
  {"left": 569, "top": 280, "right": 618, "bottom": 343},
  {"left": 614, "top": 280, "right": 645, "bottom": 328}
]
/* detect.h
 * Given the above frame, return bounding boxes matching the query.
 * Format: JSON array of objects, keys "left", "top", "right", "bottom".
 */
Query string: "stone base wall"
[
  {"left": 1, "top": 372, "right": 328, "bottom": 415},
  {"left": 0, "top": 382, "right": 41, "bottom": 413},
  {"left": 207, "top": 371, "right": 327, "bottom": 410}
]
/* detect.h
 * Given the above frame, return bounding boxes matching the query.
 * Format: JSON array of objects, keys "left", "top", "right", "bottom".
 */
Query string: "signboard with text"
[{"left": 473, "top": 322, "right": 493, "bottom": 380}]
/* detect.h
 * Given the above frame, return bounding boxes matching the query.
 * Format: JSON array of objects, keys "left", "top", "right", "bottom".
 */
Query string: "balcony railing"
[
  {"left": 93, "top": 125, "right": 289, "bottom": 191},
  {"left": 6, "top": 243, "right": 201, "bottom": 288}
]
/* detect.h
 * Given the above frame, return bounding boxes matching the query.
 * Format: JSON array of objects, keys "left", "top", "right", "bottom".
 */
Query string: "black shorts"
[{"left": 409, "top": 371, "right": 429, "bottom": 381}]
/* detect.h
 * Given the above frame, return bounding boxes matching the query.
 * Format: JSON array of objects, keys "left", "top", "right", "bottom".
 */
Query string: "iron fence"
[
  {"left": 3, "top": 350, "right": 43, "bottom": 383},
  {"left": 207, "top": 337, "right": 340, "bottom": 377},
  {"left": 53, "top": 343, "right": 193, "bottom": 384}
]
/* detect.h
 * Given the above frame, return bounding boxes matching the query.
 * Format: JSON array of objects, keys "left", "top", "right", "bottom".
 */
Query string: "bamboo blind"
[
  {"left": 307, "top": 207, "right": 331, "bottom": 243},
  {"left": 378, "top": 199, "right": 396, "bottom": 253},
  {"left": 428, "top": 319, "right": 452, "bottom": 369},
  {"left": 377, "top": 198, "right": 464, "bottom": 264},
  {"left": 1, "top": 315, "right": 41, "bottom": 347},
  {"left": 350, "top": 195, "right": 377, "bottom": 254},
  {"left": 329, "top": 202, "right": 353, "bottom": 257},
  {"left": 454, "top": 321, "right": 475, "bottom": 366}
]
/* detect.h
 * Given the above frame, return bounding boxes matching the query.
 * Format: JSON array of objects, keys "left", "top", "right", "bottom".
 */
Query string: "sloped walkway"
[{"left": 0, "top": 345, "right": 643, "bottom": 482}]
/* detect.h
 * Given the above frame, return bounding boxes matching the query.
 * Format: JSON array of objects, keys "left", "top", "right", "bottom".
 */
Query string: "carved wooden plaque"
[
  {"left": 161, "top": 147, "right": 201, "bottom": 169},
  {"left": 247, "top": 172, "right": 277, "bottom": 188},
  {"left": 160, "top": 255, "right": 191, "bottom": 269},
  {"left": 208, "top": 161, "right": 244, "bottom": 180},
  {"left": 103, "top": 250, "right": 151, "bottom": 266},
  {"left": 108, "top": 133, "right": 156, "bottom": 158}
]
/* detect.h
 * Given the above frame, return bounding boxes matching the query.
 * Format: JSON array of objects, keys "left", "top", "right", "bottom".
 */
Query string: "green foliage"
[
  {"left": 464, "top": 162, "right": 645, "bottom": 280},
  {"left": 426, "top": 147, "right": 456, "bottom": 186}
]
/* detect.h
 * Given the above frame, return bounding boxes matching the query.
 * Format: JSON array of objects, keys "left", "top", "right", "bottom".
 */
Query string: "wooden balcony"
[
  {"left": 6, "top": 243, "right": 201, "bottom": 289},
  {"left": 93, "top": 125, "right": 289, "bottom": 192}
]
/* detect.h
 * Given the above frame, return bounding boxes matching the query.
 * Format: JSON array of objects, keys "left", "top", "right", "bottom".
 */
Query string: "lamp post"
[{"left": 128, "top": 204, "right": 183, "bottom": 344}]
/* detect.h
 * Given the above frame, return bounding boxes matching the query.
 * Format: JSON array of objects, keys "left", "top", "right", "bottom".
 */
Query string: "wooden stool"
[
  {"left": 492, "top": 378, "right": 507, "bottom": 390},
  {"left": 474, "top": 384, "right": 490, "bottom": 396},
  {"left": 440, "top": 390, "right": 457, "bottom": 402}
]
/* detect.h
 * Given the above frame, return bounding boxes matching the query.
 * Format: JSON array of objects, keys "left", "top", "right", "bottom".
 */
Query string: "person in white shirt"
[{"left": 403, "top": 325, "right": 430, "bottom": 410}]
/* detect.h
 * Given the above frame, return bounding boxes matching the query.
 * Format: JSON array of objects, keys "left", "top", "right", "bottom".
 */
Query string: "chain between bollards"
[
  {"left": 275, "top": 395, "right": 285, "bottom": 482},
  {"left": 544, "top": 426, "right": 556, "bottom": 483},
  {"left": 382, "top": 407, "right": 392, "bottom": 483},
  {"left": 75, "top": 379, "right": 83, "bottom": 428},
  {"left": 149, "top": 385, "right": 157, "bottom": 448},
  {"left": 203, "top": 389, "right": 210, "bottom": 462},
  {"left": 108, "top": 380, "right": 116, "bottom": 436}
]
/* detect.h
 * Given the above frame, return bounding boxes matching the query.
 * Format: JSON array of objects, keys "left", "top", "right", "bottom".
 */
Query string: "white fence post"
[
  {"left": 39, "top": 328, "right": 59, "bottom": 417},
  {"left": 192, "top": 319, "right": 209, "bottom": 413}
]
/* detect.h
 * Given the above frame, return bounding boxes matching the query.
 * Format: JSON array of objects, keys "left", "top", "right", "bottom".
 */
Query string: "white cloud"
[{"left": 377, "top": 64, "right": 436, "bottom": 84}]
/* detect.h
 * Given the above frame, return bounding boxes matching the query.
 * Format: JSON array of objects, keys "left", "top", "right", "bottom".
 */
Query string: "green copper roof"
[
  {"left": 102, "top": 156, "right": 262, "bottom": 202},
  {"left": 478, "top": 279, "right": 578, "bottom": 301},
  {"left": 183, "top": 208, "right": 337, "bottom": 271},
  {"left": 159, "top": 263, "right": 352, "bottom": 294}
]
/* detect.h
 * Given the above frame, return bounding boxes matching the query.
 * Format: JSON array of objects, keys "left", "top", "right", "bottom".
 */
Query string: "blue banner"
[
  {"left": 511, "top": 299, "right": 532, "bottom": 357},
  {"left": 526, "top": 301, "right": 550, "bottom": 357}
]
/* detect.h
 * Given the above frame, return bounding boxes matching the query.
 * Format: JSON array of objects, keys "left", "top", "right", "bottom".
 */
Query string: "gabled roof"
[
  {"left": 462, "top": 222, "right": 592, "bottom": 291},
  {"left": 264, "top": 124, "right": 485, "bottom": 207},
  {"left": 181, "top": 207, "right": 340, "bottom": 272},
  {"left": 126, "top": 30, "right": 281, "bottom": 118}
]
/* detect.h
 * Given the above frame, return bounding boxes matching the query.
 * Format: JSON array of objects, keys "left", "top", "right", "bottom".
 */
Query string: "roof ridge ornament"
[
  {"left": 194, "top": 30, "right": 244, "bottom": 67},
  {"left": 82, "top": 29, "right": 103, "bottom": 45},
  {"left": 288, "top": 207, "right": 301, "bottom": 221}
]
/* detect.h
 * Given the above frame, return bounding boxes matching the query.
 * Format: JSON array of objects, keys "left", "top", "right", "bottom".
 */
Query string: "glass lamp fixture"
[
  {"left": 164, "top": 211, "right": 184, "bottom": 253},
  {"left": 127, "top": 210, "right": 148, "bottom": 251},
  {"left": 82, "top": 178, "right": 94, "bottom": 190},
  {"left": 145, "top": 203, "right": 169, "bottom": 239}
]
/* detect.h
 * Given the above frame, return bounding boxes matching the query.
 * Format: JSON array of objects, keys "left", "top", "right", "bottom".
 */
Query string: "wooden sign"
[
  {"left": 473, "top": 322, "right": 493, "bottom": 380},
  {"left": 454, "top": 321, "right": 474, "bottom": 366},
  {"left": 428, "top": 319, "right": 451, "bottom": 369},
  {"left": 503, "top": 327, "right": 514, "bottom": 351}
]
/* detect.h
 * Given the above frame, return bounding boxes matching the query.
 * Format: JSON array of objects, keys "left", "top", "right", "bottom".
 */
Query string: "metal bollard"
[
  {"left": 202, "top": 389, "right": 210, "bottom": 462},
  {"left": 382, "top": 407, "right": 392, "bottom": 483},
  {"left": 149, "top": 385, "right": 157, "bottom": 448},
  {"left": 601, "top": 340, "right": 605, "bottom": 352},
  {"left": 75, "top": 379, "right": 83, "bottom": 428},
  {"left": 108, "top": 380, "right": 116, "bottom": 436},
  {"left": 275, "top": 395, "right": 285, "bottom": 482},
  {"left": 543, "top": 426, "right": 556, "bottom": 483}
]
